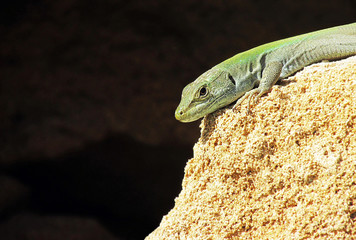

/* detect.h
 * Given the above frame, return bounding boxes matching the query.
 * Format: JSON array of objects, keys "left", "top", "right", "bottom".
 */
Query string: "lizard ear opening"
[{"left": 228, "top": 74, "right": 236, "bottom": 86}]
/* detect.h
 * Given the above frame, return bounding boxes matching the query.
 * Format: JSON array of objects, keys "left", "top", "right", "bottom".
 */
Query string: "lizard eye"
[{"left": 199, "top": 87, "right": 208, "bottom": 97}]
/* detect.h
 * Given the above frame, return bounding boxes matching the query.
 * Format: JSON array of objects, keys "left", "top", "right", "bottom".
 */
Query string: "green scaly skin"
[{"left": 175, "top": 22, "right": 356, "bottom": 122}]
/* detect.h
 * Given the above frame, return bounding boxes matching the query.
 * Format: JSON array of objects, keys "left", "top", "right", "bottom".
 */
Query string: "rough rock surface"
[{"left": 146, "top": 56, "right": 356, "bottom": 239}]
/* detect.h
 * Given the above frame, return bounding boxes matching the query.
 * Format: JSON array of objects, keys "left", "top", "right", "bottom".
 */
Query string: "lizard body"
[{"left": 175, "top": 22, "right": 356, "bottom": 122}]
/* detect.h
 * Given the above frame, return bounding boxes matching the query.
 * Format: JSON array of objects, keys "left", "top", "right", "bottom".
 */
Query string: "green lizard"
[{"left": 175, "top": 22, "right": 356, "bottom": 122}]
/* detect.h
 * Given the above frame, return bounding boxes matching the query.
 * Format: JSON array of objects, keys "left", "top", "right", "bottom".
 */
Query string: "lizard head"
[{"left": 175, "top": 68, "right": 237, "bottom": 122}]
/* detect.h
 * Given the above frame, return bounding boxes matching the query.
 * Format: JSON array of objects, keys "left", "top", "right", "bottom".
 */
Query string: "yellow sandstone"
[{"left": 147, "top": 56, "right": 356, "bottom": 239}]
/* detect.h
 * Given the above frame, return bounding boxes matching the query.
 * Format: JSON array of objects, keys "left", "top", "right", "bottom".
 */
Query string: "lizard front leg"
[{"left": 234, "top": 61, "right": 283, "bottom": 112}]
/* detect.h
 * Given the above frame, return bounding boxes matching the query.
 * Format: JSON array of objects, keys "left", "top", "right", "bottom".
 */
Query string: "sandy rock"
[{"left": 146, "top": 56, "right": 356, "bottom": 239}]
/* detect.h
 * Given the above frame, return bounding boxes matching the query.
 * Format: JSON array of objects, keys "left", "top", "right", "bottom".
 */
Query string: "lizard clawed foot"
[{"left": 233, "top": 88, "right": 268, "bottom": 114}]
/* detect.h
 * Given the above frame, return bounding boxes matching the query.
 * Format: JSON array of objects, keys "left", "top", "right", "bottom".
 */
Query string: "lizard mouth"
[{"left": 175, "top": 94, "right": 230, "bottom": 123}]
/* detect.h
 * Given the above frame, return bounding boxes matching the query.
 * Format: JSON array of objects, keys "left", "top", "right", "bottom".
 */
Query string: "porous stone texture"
[{"left": 146, "top": 56, "right": 356, "bottom": 239}]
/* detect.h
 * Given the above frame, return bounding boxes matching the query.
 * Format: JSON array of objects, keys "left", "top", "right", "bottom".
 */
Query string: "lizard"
[{"left": 175, "top": 22, "right": 356, "bottom": 122}]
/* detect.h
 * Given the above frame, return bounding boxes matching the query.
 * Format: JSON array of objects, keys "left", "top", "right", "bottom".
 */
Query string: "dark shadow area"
[
  {"left": 1, "top": 135, "right": 191, "bottom": 239},
  {"left": 0, "top": 0, "right": 44, "bottom": 25}
]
